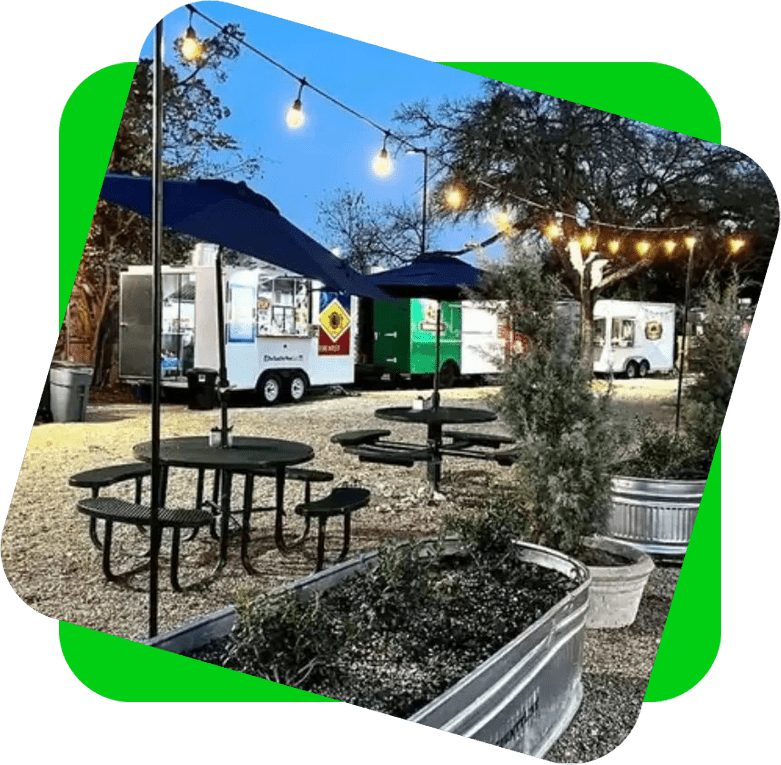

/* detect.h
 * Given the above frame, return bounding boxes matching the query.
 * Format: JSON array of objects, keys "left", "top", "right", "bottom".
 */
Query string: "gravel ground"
[{"left": 2, "top": 376, "right": 683, "bottom": 761}]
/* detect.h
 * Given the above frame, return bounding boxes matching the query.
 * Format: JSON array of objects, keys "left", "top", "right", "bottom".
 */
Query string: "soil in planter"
[{"left": 186, "top": 546, "right": 579, "bottom": 720}]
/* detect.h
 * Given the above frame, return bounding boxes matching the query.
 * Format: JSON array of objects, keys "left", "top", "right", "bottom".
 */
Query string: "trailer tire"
[
  {"left": 439, "top": 360, "right": 460, "bottom": 388},
  {"left": 287, "top": 372, "right": 309, "bottom": 403},
  {"left": 257, "top": 372, "right": 283, "bottom": 406},
  {"left": 625, "top": 361, "right": 639, "bottom": 379},
  {"left": 638, "top": 360, "right": 650, "bottom": 378}
]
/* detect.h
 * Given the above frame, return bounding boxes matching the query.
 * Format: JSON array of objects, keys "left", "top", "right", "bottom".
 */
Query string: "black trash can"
[{"left": 186, "top": 367, "right": 218, "bottom": 410}]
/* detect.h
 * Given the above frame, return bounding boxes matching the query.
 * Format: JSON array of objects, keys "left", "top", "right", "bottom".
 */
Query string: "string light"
[
  {"left": 286, "top": 78, "right": 306, "bottom": 129},
  {"left": 372, "top": 133, "right": 392, "bottom": 178},
  {"left": 181, "top": 8, "right": 205, "bottom": 62},
  {"left": 182, "top": 3, "right": 754, "bottom": 259},
  {"left": 444, "top": 183, "right": 466, "bottom": 210},
  {"left": 636, "top": 241, "right": 651, "bottom": 258}
]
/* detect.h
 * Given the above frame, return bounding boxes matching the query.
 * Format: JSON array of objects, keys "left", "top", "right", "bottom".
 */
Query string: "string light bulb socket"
[
  {"left": 181, "top": 9, "right": 205, "bottom": 62},
  {"left": 286, "top": 78, "right": 307, "bottom": 129},
  {"left": 372, "top": 132, "right": 393, "bottom": 178}
]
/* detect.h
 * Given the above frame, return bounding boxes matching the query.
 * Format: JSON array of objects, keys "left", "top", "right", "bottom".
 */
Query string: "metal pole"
[
  {"left": 675, "top": 240, "right": 695, "bottom": 433},
  {"left": 214, "top": 247, "right": 230, "bottom": 446},
  {"left": 149, "top": 17, "right": 164, "bottom": 638}
]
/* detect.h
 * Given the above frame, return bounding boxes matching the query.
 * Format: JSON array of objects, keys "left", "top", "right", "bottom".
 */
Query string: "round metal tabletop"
[
  {"left": 133, "top": 436, "right": 314, "bottom": 471},
  {"left": 374, "top": 406, "right": 497, "bottom": 426}
]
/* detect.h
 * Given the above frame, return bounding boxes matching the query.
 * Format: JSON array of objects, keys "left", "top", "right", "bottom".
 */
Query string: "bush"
[
  {"left": 487, "top": 251, "right": 621, "bottom": 556},
  {"left": 683, "top": 272, "right": 750, "bottom": 455},
  {"left": 614, "top": 417, "right": 712, "bottom": 480}
]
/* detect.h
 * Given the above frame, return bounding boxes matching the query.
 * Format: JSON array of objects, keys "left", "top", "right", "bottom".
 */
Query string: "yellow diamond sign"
[{"left": 319, "top": 299, "right": 351, "bottom": 342}]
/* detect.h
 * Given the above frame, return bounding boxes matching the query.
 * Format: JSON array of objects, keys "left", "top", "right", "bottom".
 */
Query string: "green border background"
[{"left": 56, "top": 61, "right": 721, "bottom": 704}]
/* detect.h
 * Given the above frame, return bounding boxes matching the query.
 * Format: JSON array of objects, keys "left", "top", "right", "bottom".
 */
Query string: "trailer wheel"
[
  {"left": 439, "top": 360, "right": 460, "bottom": 388},
  {"left": 625, "top": 361, "right": 639, "bottom": 379},
  {"left": 257, "top": 372, "right": 283, "bottom": 406},
  {"left": 287, "top": 372, "right": 309, "bottom": 403},
  {"left": 638, "top": 360, "right": 650, "bottom": 378}
]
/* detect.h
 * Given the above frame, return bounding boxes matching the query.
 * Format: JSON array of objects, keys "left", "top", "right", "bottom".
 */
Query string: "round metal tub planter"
[
  {"left": 581, "top": 536, "right": 655, "bottom": 629},
  {"left": 147, "top": 539, "right": 591, "bottom": 758},
  {"left": 607, "top": 475, "right": 706, "bottom": 556}
]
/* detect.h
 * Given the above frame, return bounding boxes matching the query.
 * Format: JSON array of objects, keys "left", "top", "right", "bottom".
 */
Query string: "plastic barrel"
[{"left": 49, "top": 364, "right": 93, "bottom": 422}]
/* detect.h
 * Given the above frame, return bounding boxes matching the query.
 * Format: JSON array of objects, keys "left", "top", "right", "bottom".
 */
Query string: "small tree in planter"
[
  {"left": 485, "top": 248, "right": 621, "bottom": 560},
  {"left": 684, "top": 271, "right": 751, "bottom": 457},
  {"left": 606, "top": 272, "right": 750, "bottom": 556}
]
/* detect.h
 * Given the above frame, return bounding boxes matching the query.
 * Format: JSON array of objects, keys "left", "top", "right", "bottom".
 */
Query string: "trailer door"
[{"left": 119, "top": 272, "right": 154, "bottom": 379}]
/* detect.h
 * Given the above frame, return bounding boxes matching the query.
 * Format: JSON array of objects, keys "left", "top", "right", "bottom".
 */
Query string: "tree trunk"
[{"left": 579, "top": 272, "right": 595, "bottom": 372}]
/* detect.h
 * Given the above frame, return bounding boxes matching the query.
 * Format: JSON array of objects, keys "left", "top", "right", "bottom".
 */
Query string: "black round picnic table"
[
  {"left": 374, "top": 406, "right": 497, "bottom": 490},
  {"left": 133, "top": 436, "right": 315, "bottom": 571}
]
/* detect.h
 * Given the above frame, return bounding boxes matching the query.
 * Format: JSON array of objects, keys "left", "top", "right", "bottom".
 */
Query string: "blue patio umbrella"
[
  {"left": 366, "top": 252, "right": 486, "bottom": 301},
  {"left": 367, "top": 253, "right": 488, "bottom": 406},
  {"left": 99, "top": 173, "right": 390, "bottom": 300},
  {"left": 99, "top": 168, "right": 391, "bottom": 639}
]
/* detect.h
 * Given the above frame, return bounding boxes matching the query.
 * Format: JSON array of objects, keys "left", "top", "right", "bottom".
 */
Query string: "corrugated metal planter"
[
  {"left": 581, "top": 536, "right": 655, "bottom": 629},
  {"left": 607, "top": 474, "right": 706, "bottom": 556},
  {"left": 147, "top": 539, "right": 591, "bottom": 758}
]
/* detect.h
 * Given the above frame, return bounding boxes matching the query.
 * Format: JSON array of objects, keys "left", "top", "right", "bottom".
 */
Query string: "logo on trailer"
[{"left": 319, "top": 292, "right": 351, "bottom": 356}]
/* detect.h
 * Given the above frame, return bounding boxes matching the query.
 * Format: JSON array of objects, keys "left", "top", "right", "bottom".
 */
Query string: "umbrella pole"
[
  {"left": 214, "top": 247, "right": 230, "bottom": 446},
  {"left": 433, "top": 300, "right": 441, "bottom": 409},
  {"left": 148, "top": 17, "right": 164, "bottom": 639}
]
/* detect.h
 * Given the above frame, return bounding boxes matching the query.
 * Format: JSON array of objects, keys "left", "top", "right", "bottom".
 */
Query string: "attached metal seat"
[
  {"left": 443, "top": 430, "right": 516, "bottom": 449},
  {"left": 330, "top": 429, "right": 392, "bottom": 447},
  {"left": 294, "top": 487, "right": 371, "bottom": 572},
  {"left": 77, "top": 497, "right": 213, "bottom": 591},
  {"left": 69, "top": 463, "right": 152, "bottom": 549}
]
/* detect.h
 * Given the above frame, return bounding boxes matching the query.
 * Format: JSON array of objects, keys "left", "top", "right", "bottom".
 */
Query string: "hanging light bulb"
[
  {"left": 684, "top": 235, "right": 697, "bottom": 250},
  {"left": 729, "top": 236, "right": 746, "bottom": 254},
  {"left": 372, "top": 133, "right": 393, "bottom": 178},
  {"left": 608, "top": 239, "right": 620, "bottom": 255},
  {"left": 664, "top": 240, "right": 677, "bottom": 256},
  {"left": 580, "top": 232, "right": 596, "bottom": 252},
  {"left": 490, "top": 210, "right": 513, "bottom": 235},
  {"left": 286, "top": 79, "right": 306, "bottom": 129},
  {"left": 181, "top": 9, "right": 205, "bottom": 62},
  {"left": 544, "top": 221, "right": 563, "bottom": 240},
  {"left": 444, "top": 183, "right": 466, "bottom": 210},
  {"left": 636, "top": 240, "right": 651, "bottom": 258}
]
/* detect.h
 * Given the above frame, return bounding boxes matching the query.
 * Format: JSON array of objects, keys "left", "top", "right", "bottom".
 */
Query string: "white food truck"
[
  {"left": 118, "top": 245, "right": 358, "bottom": 404},
  {"left": 592, "top": 299, "right": 676, "bottom": 378}
]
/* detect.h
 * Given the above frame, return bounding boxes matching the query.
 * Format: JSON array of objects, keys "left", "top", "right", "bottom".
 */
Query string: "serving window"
[
  {"left": 611, "top": 318, "right": 635, "bottom": 348},
  {"left": 257, "top": 276, "right": 309, "bottom": 336}
]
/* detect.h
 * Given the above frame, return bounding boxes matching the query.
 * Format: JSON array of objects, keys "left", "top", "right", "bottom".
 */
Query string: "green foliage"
[
  {"left": 615, "top": 417, "right": 712, "bottom": 480},
  {"left": 483, "top": 250, "right": 620, "bottom": 555},
  {"left": 683, "top": 272, "right": 750, "bottom": 455}
]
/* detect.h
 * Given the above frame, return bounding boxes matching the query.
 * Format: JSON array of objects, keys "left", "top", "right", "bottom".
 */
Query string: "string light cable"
[{"left": 182, "top": 3, "right": 750, "bottom": 258}]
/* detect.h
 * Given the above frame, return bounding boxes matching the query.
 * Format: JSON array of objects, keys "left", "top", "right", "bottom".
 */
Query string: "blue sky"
[{"left": 138, "top": 2, "right": 501, "bottom": 263}]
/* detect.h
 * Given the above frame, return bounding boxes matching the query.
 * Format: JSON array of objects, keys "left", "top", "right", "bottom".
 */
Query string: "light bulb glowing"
[
  {"left": 730, "top": 237, "right": 746, "bottom": 254},
  {"left": 444, "top": 184, "right": 465, "bottom": 209},
  {"left": 491, "top": 210, "right": 513, "bottom": 235},
  {"left": 286, "top": 99, "right": 304, "bottom": 129},
  {"left": 608, "top": 240, "right": 620, "bottom": 255},
  {"left": 372, "top": 148, "right": 392, "bottom": 178},
  {"left": 684, "top": 235, "right": 697, "bottom": 250},
  {"left": 544, "top": 222, "right": 563, "bottom": 240},
  {"left": 181, "top": 27, "right": 205, "bottom": 62},
  {"left": 636, "top": 241, "right": 651, "bottom": 257},
  {"left": 664, "top": 240, "right": 677, "bottom": 256},
  {"left": 580, "top": 233, "right": 596, "bottom": 252}
]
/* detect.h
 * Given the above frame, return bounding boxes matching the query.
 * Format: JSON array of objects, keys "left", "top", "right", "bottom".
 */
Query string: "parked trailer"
[
  {"left": 363, "top": 297, "right": 520, "bottom": 386},
  {"left": 118, "top": 253, "right": 358, "bottom": 405},
  {"left": 362, "top": 297, "right": 584, "bottom": 386},
  {"left": 592, "top": 299, "right": 676, "bottom": 378}
]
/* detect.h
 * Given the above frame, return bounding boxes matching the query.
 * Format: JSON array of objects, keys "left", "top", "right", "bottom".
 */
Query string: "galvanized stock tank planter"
[
  {"left": 147, "top": 539, "right": 591, "bottom": 758},
  {"left": 581, "top": 536, "right": 655, "bottom": 629},
  {"left": 607, "top": 475, "right": 706, "bottom": 557}
]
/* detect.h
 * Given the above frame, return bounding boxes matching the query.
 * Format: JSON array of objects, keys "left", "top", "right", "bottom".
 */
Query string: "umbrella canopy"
[
  {"left": 367, "top": 252, "right": 487, "bottom": 301},
  {"left": 99, "top": 173, "right": 390, "bottom": 300},
  {"left": 367, "top": 253, "right": 489, "bottom": 409}
]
